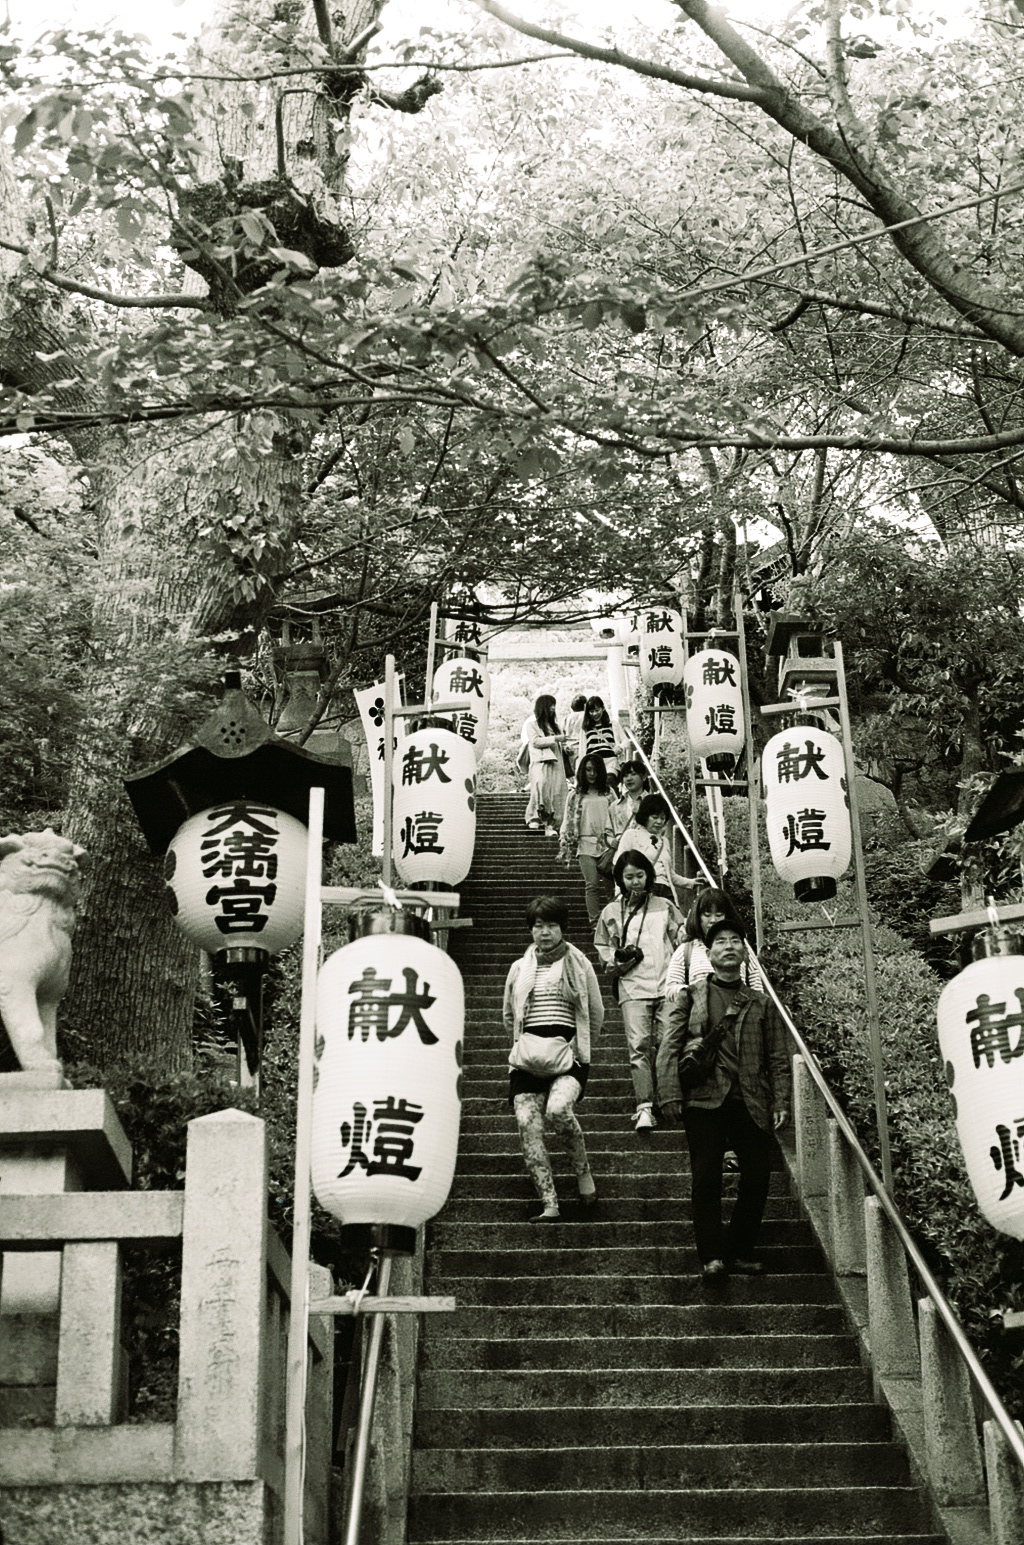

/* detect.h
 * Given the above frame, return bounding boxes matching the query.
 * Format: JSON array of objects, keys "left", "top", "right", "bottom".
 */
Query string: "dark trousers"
[{"left": 682, "top": 1099, "right": 772, "bottom": 1265}]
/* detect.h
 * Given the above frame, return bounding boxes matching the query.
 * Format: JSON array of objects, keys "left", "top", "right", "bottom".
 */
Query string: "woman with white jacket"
[{"left": 504, "top": 895, "right": 604, "bottom": 1221}]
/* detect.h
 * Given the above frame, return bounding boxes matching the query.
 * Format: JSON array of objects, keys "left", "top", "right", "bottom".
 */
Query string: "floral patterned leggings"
[{"left": 513, "top": 1075, "right": 591, "bottom": 1209}]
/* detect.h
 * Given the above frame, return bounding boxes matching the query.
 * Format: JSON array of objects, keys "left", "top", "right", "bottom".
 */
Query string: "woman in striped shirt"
[{"left": 503, "top": 895, "right": 605, "bottom": 1221}]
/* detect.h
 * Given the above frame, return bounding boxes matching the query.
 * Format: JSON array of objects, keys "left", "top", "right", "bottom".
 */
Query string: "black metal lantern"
[{"left": 124, "top": 677, "right": 357, "bottom": 1077}]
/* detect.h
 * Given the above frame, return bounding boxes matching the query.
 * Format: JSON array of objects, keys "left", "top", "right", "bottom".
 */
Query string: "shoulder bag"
[
  {"left": 509, "top": 1032, "right": 574, "bottom": 1077},
  {"left": 677, "top": 1016, "right": 731, "bottom": 1089}
]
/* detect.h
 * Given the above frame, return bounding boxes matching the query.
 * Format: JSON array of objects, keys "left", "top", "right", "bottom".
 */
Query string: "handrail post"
[
  {"left": 919, "top": 1297, "right": 984, "bottom": 1505},
  {"left": 793, "top": 1054, "right": 830, "bottom": 1205},
  {"left": 864, "top": 1196, "right": 918, "bottom": 1388},
  {"left": 828, "top": 1123, "right": 866, "bottom": 1276},
  {"left": 984, "top": 1418, "right": 1024, "bottom": 1545}
]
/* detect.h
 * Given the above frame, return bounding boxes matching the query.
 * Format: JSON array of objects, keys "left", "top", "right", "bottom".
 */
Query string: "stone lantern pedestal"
[{"left": 0, "top": 1085, "right": 131, "bottom": 1425}]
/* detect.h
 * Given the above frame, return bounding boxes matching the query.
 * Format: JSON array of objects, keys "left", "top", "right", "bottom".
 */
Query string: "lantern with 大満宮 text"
[
  {"left": 684, "top": 648, "right": 745, "bottom": 759},
  {"left": 432, "top": 655, "right": 491, "bottom": 761},
  {"left": 937, "top": 930, "right": 1024, "bottom": 1239},
  {"left": 392, "top": 725, "right": 476, "bottom": 886},
  {"left": 762, "top": 726, "right": 851, "bottom": 901},
  {"left": 311, "top": 912, "right": 464, "bottom": 1252},
  {"left": 163, "top": 801, "right": 307, "bottom": 954},
  {"left": 638, "top": 606, "right": 684, "bottom": 688}
]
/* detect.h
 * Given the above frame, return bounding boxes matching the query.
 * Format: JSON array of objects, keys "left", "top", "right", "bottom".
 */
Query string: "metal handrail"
[{"left": 623, "top": 726, "right": 1024, "bottom": 1471}]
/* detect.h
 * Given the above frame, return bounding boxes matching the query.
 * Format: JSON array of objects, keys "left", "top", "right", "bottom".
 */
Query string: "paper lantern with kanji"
[
  {"left": 638, "top": 606, "right": 684, "bottom": 688},
  {"left": 392, "top": 726, "right": 476, "bottom": 886},
  {"left": 312, "top": 914, "right": 464, "bottom": 1251},
  {"left": 762, "top": 726, "right": 851, "bottom": 902},
  {"left": 937, "top": 944, "right": 1024, "bottom": 1238},
  {"left": 432, "top": 655, "right": 491, "bottom": 762},
  {"left": 684, "top": 648, "right": 745, "bottom": 759},
  {"left": 163, "top": 801, "right": 307, "bottom": 954}
]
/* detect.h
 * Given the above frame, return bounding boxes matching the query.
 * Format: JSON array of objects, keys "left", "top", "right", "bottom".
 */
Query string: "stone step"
[
  {"left": 437, "top": 1197, "right": 802, "bottom": 1223},
  {"left": 410, "top": 1441, "right": 911, "bottom": 1493},
  {"left": 407, "top": 1486, "right": 935, "bottom": 1539},
  {"left": 425, "top": 1245, "right": 826, "bottom": 1277},
  {"left": 420, "top": 1302, "right": 848, "bottom": 1340},
  {"left": 418, "top": 1333, "right": 861, "bottom": 1372},
  {"left": 413, "top": 1403, "right": 893, "bottom": 1449},
  {"left": 420, "top": 1273, "right": 839, "bottom": 1306},
  {"left": 442, "top": 1172, "right": 795, "bottom": 1200},
  {"left": 415, "top": 1366, "right": 873, "bottom": 1412},
  {"left": 405, "top": 1536, "right": 942, "bottom": 1544},
  {"left": 449, "top": 1149, "right": 750, "bottom": 1175},
  {"left": 426, "top": 1220, "right": 818, "bottom": 1251}
]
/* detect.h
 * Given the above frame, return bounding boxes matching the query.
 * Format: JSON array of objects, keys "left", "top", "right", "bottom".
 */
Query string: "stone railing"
[
  {"left": 0, "top": 1094, "right": 332, "bottom": 1545},
  {"left": 790, "top": 1055, "right": 1024, "bottom": 1545}
]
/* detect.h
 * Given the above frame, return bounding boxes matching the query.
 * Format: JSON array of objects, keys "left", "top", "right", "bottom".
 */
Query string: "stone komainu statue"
[{"left": 0, "top": 830, "right": 86, "bottom": 1078}]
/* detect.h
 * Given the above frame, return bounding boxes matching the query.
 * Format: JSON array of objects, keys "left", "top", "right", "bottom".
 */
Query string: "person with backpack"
[
  {"left": 657, "top": 919, "right": 790, "bottom": 1282},
  {"left": 664, "top": 887, "right": 765, "bottom": 998}
]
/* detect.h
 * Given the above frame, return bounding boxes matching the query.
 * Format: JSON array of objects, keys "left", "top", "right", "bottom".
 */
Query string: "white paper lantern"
[
  {"left": 762, "top": 726, "right": 851, "bottom": 901},
  {"left": 164, "top": 801, "right": 307, "bottom": 954},
  {"left": 638, "top": 606, "right": 684, "bottom": 688},
  {"left": 312, "top": 918, "right": 464, "bottom": 1246},
  {"left": 432, "top": 655, "right": 491, "bottom": 762},
  {"left": 392, "top": 725, "right": 477, "bottom": 886},
  {"left": 937, "top": 947, "right": 1024, "bottom": 1239},
  {"left": 684, "top": 648, "right": 745, "bottom": 759}
]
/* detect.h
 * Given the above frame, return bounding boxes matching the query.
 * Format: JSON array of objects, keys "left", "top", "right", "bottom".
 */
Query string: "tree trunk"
[{"left": 4, "top": 0, "right": 388, "bottom": 1075}]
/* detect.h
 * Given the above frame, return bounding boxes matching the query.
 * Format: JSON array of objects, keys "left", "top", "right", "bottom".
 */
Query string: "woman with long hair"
[
  {"left": 504, "top": 895, "right": 604, "bottom": 1221},
  {"left": 559, "top": 753, "right": 618, "bottom": 926},
  {"left": 523, "top": 692, "right": 568, "bottom": 836},
  {"left": 664, "top": 886, "right": 765, "bottom": 999},
  {"left": 595, "top": 849, "right": 683, "bottom": 1131},
  {"left": 579, "top": 694, "right": 619, "bottom": 784}
]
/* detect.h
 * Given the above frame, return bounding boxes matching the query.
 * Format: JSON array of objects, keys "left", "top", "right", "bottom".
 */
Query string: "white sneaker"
[
  {"left": 634, "top": 1105, "right": 656, "bottom": 1130},
  {"left": 544, "top": 824, "right": 557, "bottom": 837}
]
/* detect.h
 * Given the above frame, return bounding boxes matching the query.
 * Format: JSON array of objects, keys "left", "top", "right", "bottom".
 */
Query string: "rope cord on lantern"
[{"left": 621, "top": 723, "right": 1024, "bottom": 1475}]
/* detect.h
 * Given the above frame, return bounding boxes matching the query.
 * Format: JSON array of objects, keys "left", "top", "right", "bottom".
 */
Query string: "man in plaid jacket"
[{"left": 657, "top": 919, "right": 791, "bottom": 1282}]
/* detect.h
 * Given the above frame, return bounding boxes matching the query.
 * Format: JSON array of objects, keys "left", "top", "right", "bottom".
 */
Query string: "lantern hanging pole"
[
  {"left": 342, "top": 1252, "right": 394, "bottom": 1545},
  {"left": 284, "top": 784, "right": 326, "bottom": 1545},
  {"left": 382, "top": 656, "right": 397, "bottom": 890},
  {"left": 734, "top": 591, "right": 764, "bottom": 952},
  {"left": 424, "top": 601, "right": 439, "bottom": 703},
  {"left": 835, "top": 642, "right": 894, "bottom": 1195}
]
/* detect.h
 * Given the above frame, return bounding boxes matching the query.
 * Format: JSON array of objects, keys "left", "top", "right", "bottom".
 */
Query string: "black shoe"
[{"left": 727, "top": 1257, "right": 764, "bottom": 1275}]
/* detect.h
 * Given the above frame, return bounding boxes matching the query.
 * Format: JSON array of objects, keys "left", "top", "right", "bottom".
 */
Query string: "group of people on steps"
[{"left": 507, "top": 691, "right": 792, "bottom": 1283}]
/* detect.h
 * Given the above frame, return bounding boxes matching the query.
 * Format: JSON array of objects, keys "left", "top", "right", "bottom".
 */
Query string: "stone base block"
[
  {"left": 0, "top": 1089, "right": 132, "bottom": 1189},
  {"left": 0, "top": 1479, "right": 280, "bottom": 1544}
]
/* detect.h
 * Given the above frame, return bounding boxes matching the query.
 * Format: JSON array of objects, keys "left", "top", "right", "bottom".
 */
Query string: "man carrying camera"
[{"left": 657, "top": 919, "right": 791, "bottom": 1280}]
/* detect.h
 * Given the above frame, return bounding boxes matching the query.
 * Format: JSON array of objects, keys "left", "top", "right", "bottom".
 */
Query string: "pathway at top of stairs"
[{"left": 408, "top": 793, "right": 947, "bottom": 1545}]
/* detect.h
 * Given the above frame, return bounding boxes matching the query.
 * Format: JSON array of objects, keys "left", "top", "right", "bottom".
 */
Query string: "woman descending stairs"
[{"left": 408, "top": 793, "right": 946, "bottom": 1545}]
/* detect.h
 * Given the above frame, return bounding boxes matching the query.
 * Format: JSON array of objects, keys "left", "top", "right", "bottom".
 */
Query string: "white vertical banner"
[
  {"left": 355, "top": 679, "right": 406, "bottom": 857},
  {"left": 606, "top": 644, "right": 629, "bottom": 726}
]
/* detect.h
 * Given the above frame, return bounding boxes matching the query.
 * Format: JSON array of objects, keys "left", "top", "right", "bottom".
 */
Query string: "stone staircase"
[{"left": 408, "top": 792, "right": 946, "bottom": 1545}]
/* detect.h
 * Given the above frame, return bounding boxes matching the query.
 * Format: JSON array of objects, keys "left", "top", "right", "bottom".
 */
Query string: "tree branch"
[
  {"left": 768, "top": 285, "right": 988, "bottom": 341},
  {"left": 0, "top": 238, "right": 212, "bottom": 311},
  {"left": 472, "top": 0, "right": 765, "bottom": 102},
  {"left": 676, "top": 0, "right": 1024, "bottom": 354}
]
